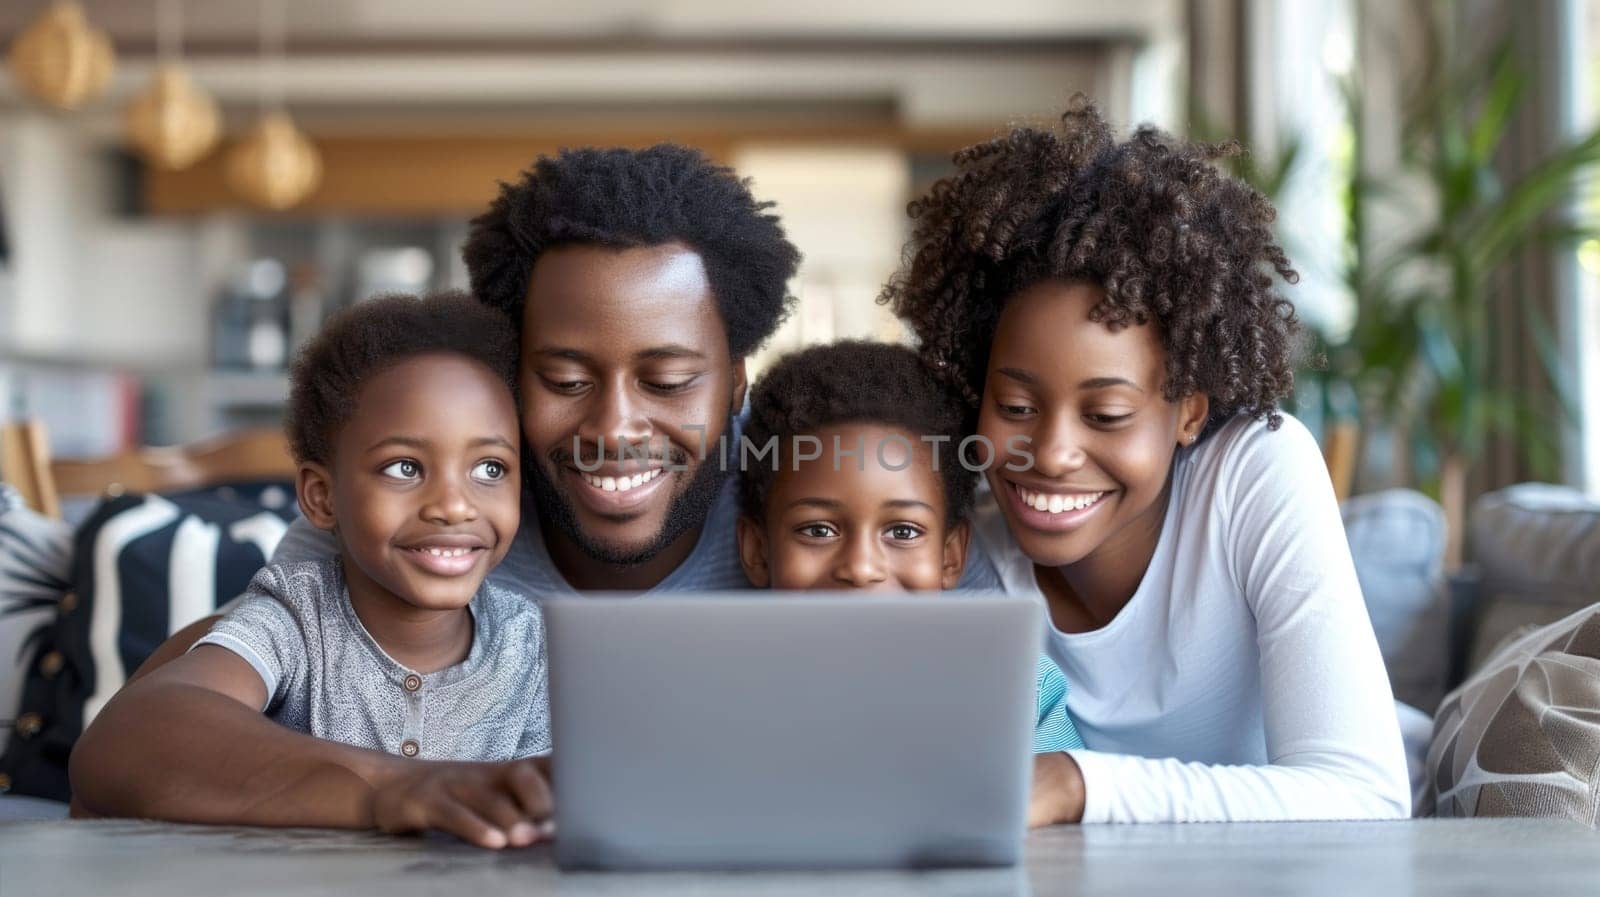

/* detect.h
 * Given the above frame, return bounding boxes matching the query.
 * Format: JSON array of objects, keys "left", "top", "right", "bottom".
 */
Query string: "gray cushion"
[
  {"left": 1467, "top": 485, "right": 1600, "bottom": 674},
  {"left": 1342, "top": 489, "right": 1450, "bottom": 711}
]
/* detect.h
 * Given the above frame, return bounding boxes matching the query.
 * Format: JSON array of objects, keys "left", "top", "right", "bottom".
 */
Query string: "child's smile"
[{"left": 397, "top": 535, "right": 495, "bottom": 578}]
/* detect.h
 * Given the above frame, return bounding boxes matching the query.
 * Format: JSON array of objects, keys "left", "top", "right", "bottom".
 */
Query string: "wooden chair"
[
  {"left": 1, "top": 420, "right": 296, "bottom": 518},
  {"left": 1322, "top": 420, "right": 1360, "bottom": 504},
  {"left": 0, "top": 419, "right": 60, "bottom": 518}
]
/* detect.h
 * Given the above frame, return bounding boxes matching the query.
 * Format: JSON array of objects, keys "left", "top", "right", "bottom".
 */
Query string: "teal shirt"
[{"left": 1034, "top": 657, "right": 1085, "bottom": 753}]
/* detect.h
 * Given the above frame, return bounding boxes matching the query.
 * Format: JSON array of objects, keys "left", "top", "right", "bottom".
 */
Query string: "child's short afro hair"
[
  {"left": 740, "top": 340, "right": 977, "bottom": 526},
  {"left": 285, "top": 291, "right": 519, "bottom": 466},
  {"left": 462, "top": 144, "right": 801, "bottom": 359},
  {"left": 882, "top": 96, "right": 1304, "bottom": 433}
]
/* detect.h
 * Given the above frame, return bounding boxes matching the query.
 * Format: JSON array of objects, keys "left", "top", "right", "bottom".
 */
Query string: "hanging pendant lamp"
[
  {"left": 126, "top": 1, "right": 220, "bottom": 170},
  {"left": 225, "top": 0, "right": 321, "bottom": 210},
  {"left": 226, "top": 111, "right": 322, "bottom": 210},
  {"left": 7, "top": 1, "right": 116, "bottom": 110}
]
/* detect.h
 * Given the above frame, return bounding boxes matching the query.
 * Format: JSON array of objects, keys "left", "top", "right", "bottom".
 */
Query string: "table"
[{"left": 3, "top": 818, "right": 1596, "bottom": 897}]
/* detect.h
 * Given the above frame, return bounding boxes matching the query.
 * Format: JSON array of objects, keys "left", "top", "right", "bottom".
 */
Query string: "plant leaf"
[
  {"left": 1468, "top": 44, "right": 1524, "bottom": 164},
  {"left": 1469, "top": 126, "right": 1600, "bottom": 267}
]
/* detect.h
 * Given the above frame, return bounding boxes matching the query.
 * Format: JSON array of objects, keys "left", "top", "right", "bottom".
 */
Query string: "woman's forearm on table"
[{"left": 1065, "top": 749, "right": 1409, "bottom": 823}]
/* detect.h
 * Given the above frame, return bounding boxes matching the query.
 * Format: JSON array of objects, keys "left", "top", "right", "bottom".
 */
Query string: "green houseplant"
[
  {"left": 1200, "top": 6, "right": 1600, "bottom": 562},
  {"left": 1321, "top": 10, "right": 1600, "bottom": 563}
]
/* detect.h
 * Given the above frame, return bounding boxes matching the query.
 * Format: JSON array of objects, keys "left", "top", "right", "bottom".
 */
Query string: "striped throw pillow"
[{"left": 0, "top": 482, "right": 296, "bottom": 802}]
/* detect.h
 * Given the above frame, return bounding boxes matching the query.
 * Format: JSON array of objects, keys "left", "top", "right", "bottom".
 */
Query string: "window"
[{"left": 1578, "top": 1, "right": 1600, "bottom": 495}]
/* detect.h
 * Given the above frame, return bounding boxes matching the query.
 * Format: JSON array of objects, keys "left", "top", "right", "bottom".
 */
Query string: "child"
[
  {"left": 882, "top": 98, "right": 1409, "bottom": 823},
  {"left": 734, "top": 341, "right": 1084, "bottom": 757},
  {"left": 188, "top": 292, "right": 549, "bottom": 764}
]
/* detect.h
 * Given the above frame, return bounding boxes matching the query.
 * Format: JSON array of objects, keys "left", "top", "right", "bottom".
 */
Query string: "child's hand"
[
  {"left": 369, "top": 757, "right": 553, "bottom": 849},
  {"left": 1027, "top": 751, "right": 1086, "bottom": 827}
]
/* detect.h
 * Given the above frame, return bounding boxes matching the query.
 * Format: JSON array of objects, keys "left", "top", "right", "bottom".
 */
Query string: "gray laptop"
[{"left": 544, "top": 593, "right": 1041, "bottom": 871}]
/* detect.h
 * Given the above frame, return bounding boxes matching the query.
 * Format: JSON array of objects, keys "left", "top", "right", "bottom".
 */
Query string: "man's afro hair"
[{"left": 463, "top": 143, "right": 801, "bottom": 358}]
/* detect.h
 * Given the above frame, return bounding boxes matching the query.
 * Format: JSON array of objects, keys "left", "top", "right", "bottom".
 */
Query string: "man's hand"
[
  {"left": 1028, "top": 751, "right": 1086, "bottom": 827},
  {"left": 369, "top": 757, "right": 553, "bottom": 849}
]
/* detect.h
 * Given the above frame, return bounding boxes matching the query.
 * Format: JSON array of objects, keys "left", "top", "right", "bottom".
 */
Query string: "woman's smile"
[{"left": 1003, "top": 480, "right": 1114, "bottom": 532}]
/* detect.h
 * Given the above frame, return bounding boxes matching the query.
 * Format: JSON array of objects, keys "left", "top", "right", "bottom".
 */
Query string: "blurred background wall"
[{"left": 1, "top": 0, "right": 1596, "bottom": 528}]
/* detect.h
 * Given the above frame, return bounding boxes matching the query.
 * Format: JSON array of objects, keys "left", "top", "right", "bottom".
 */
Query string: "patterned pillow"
[
  {"left": 0, "top": 486, "right": 74, "bottom": 732},
  {"left": 0, "top": 482, "right": 296, "bottom": 801},
  {"left": 1420, "top": 602, "right": 1600, "bottom": 826}
]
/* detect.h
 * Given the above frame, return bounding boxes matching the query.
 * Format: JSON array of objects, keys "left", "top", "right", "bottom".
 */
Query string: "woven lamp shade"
[
  {"left": 7, "top": 2, "right": 115, "bottom": 110},
  {"left": 225, "top": 112, "right": 323, "bottom": 210},
  {"left": 125, "top": 64, "right": 220, "bottom": 171}
]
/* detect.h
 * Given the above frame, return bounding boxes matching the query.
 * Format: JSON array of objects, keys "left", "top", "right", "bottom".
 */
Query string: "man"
[{"left": 70, "top": 145, "right": 802, "bottom": 847}]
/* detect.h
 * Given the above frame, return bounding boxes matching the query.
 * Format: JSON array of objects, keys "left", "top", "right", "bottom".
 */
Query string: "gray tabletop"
[{"left": 3, "top": 818, "right": 1597, "bottom": 897}]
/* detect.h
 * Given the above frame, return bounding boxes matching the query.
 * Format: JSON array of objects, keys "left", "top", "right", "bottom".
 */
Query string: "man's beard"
[{"left": 524, "top": 424, "right": 728, "bottom": 567}]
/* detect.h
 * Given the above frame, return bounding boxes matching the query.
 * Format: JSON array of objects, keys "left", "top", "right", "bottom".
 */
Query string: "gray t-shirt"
[{"left": 197, "top": 559, "right": 550, "bottom": 760}]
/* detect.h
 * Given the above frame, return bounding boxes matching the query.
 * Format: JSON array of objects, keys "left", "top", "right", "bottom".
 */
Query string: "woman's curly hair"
[{"left": 881, "top": 96, "right": 1304, "bottom": 432}]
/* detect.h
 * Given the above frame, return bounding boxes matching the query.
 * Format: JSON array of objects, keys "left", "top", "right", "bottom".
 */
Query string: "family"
[{"left": 66, "top": 98, "right": 1411, "bottom": 847}]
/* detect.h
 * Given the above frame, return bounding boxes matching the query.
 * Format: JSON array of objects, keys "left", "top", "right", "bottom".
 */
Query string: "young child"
[
  {"left": 734, "top": 340, "right": 1084, "bottom": 756},
  {"left": 187, "top": 291, "right": 549, "bottom": 763}
]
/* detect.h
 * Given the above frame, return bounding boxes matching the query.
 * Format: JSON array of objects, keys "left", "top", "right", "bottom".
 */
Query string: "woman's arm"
[{"left": 1047, "top": 417, "right": 1411, "bottom": 824}]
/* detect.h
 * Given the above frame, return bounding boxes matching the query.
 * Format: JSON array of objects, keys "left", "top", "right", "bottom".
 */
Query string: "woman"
[{"left": 883, "top": 98, "right": 1410, "bottom": 823}]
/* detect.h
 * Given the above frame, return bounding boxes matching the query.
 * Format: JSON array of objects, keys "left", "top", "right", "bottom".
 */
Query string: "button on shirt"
[{"left": 196, "top": 559, "right": 550, "bottom": 760}]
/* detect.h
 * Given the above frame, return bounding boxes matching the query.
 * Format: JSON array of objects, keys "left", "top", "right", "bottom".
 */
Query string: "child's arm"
[
  {"left": 70, "top": 644, "right": 552, "bottom": 847},
  {"left": 70, "top": 570, "right": 553, "bottom": 847},
  {"left": 71, "top": 643, "right": 371, "bottom": 822}
]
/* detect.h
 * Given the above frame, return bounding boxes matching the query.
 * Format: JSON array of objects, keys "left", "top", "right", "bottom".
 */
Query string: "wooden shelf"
[{"left": 142, "top": 125, "right": 999, "bottom": 216}]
